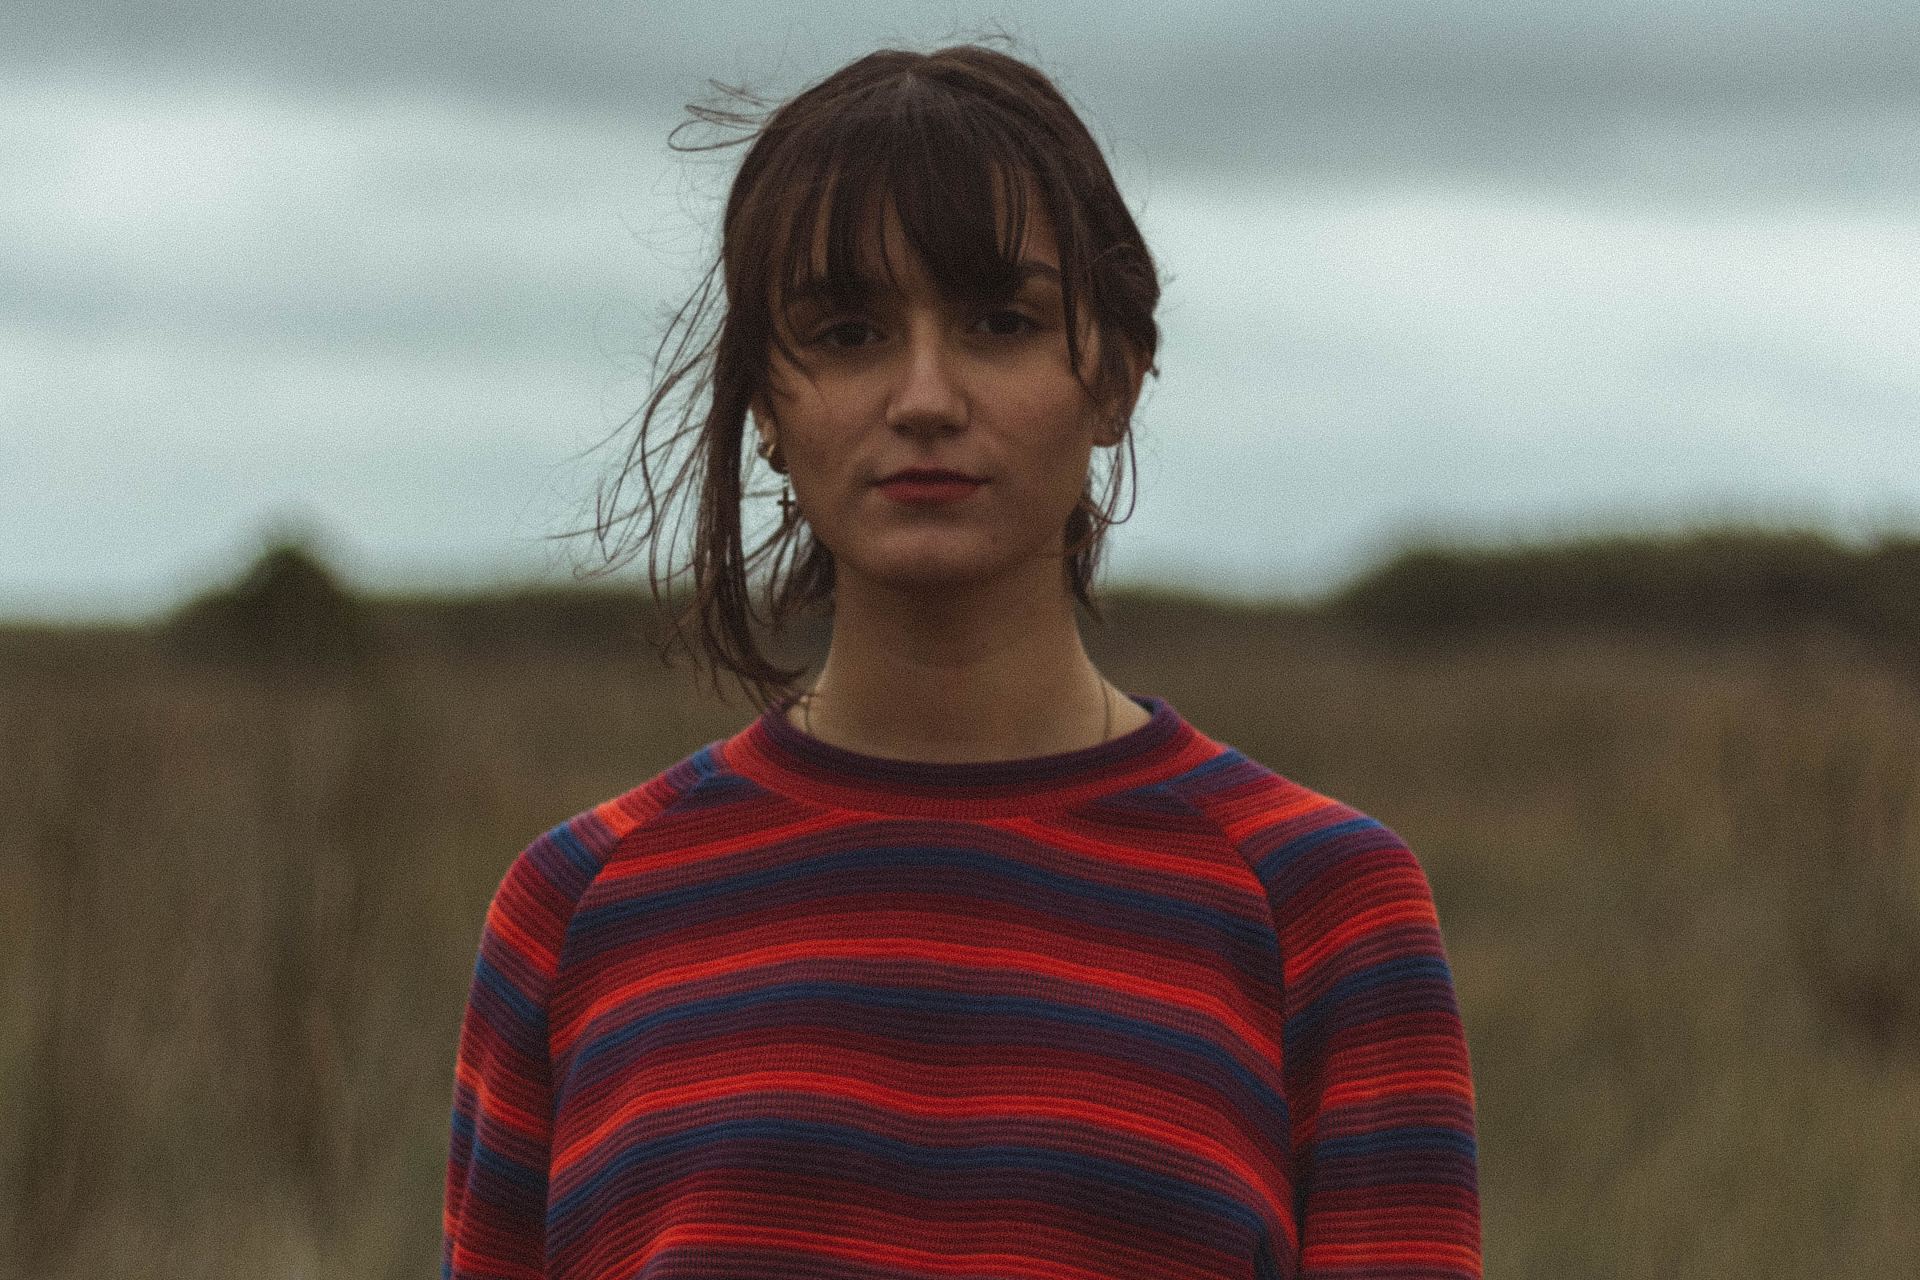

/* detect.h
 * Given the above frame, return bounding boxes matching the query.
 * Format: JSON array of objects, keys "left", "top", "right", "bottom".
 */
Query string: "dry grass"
[{"left": 1, "top": 612, "right": 1915, "bottom": 1278}]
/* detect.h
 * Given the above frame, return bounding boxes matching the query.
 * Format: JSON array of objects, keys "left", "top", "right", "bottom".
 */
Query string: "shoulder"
[
  {"left": 478, "top": 738, "right": 728, "bottom": 983},
  {"left": 1168, "top": 745, "right": 1458, "bottom": 1043},
  {"left": 1167, "top": 742, "right": 1433, "bottom": 917}
]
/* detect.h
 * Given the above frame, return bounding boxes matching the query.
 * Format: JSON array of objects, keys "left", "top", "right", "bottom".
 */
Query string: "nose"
[{"left": 884, "top": 316, "right": 968, "bottom": 438}]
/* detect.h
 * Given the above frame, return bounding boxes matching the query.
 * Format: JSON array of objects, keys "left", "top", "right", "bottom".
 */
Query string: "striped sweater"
[{"left": 443, "top": 691, "right": 1480, "bottom": 1279}]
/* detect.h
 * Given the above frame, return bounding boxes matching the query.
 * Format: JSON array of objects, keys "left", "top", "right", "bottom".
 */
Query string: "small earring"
[
  {"left": 755, "top": 434, "right": 798, "bottom": 524},
  {"left": 755, "top": 434, "right": 787, "bottom": 474}
]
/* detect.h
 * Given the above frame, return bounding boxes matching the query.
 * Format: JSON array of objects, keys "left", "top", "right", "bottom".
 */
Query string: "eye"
[
  {"left": 975, "top": 309, "right": 1038, "bottom": 337},
  {"left": 812, "top": 319, "right": 879, "bottom": 349}
]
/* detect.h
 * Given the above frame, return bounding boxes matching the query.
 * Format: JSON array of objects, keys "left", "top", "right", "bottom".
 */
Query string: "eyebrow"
[{"left": 781, "top": 259, "right": 1062, "bottom": 311}]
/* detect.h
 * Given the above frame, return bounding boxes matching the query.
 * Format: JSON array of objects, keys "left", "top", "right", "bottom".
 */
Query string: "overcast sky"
[{"left": 4, "top": 0, "right": 1917, "bottom": 621}]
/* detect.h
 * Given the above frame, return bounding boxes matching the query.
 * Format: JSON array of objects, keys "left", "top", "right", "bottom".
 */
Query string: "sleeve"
[
  {"left": 443, "top": 837, "right": 578, "bottom": 1280},
  {"left": 1276, "top": 815, "right": 1481, "bottom": 1278}
]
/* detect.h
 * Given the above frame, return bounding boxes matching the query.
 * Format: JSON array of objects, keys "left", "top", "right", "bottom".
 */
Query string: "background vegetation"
[{"left": 2, "top": 527, "right": 1916, "bottom": 1278}]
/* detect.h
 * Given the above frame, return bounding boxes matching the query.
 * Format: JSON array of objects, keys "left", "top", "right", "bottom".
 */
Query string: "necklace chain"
[{"left": 800, "top": 676, "right": 1116, "bottom": 748}]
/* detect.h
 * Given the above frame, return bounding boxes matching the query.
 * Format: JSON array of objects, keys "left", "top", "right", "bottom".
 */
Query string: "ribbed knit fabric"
[{"left": 443, "top": 692, "right": 1480, "bottom": 1279}]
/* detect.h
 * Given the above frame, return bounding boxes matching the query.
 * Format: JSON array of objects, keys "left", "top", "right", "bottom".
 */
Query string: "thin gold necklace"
[{"left": 801, "top": 677, "right": 1116, "bottom": 748}]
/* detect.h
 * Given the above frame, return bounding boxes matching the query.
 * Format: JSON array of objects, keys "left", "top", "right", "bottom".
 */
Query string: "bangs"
[{"left": 752, "top": 79, "right": 1076, "bottom": 361}]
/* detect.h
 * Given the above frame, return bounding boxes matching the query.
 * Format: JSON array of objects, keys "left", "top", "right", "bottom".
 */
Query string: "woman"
[{"left": 444, "top": 42, "right": 1480, "bottom": 1280}]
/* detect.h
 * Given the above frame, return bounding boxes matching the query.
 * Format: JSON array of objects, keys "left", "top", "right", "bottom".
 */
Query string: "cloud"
[
  {"left": 9, "top": 1, "right": 1920, "bottom": 192},
  {"left": 0, "top": 74, "right": 694, "bottom": 357},
  {"left": 1100, "top": 3, "right": 1920, "bottom": 192}
]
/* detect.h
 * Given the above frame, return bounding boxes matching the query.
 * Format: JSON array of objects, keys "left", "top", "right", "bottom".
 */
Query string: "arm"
[
  {"left": 1273, "top": 812, "right": 1481, "bottom": 1278},
  {"left": 443, "top": 832, "right": 581, "bottom": 1280}
]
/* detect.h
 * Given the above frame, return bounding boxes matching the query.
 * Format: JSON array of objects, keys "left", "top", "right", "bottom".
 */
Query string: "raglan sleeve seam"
[
  {"left": 1199, "top": 782, "right": 1482, "bottom": 1279},
  {"left": 442, "top": 763, "right": 717, "bottom": 1280},
  {"left": 442, "top": 816, "right": 608, "bottom": 1280}
]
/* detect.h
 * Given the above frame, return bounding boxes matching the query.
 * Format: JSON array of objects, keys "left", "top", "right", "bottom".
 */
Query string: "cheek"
[
  {"left": 1014, "top": 400, "right": 1102, "bottom": 501},
  {"left": 766, "top": 362, "right": 864, "bottom": 428}
]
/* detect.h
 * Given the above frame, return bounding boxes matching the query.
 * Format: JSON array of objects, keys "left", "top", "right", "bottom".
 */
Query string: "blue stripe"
[
  {"left": 468, "top": 1135, "right": 547, "bottom": 1197},
  {"left": 550, "top": 1114, "right": 1268, "bottom": 1249},
  {"left": 1283, "top": 953, "right": 1455, "bottom": 1044},
  {"left": 1251, "top": 815, "right": 1380, "bottom": 879},
  {"left": 1174, "top": 749, "right": 1249, "bottom": 787},
  {"left": 547, "top": 821, "right": 601, "bottom": 880},
  {"left": 562, "top": 978, "right": 1289, "bottom": 1118},
  {"left": 474, "top": 953, "right": 543, "bottom": 1030},
  {"left": 567, "top": 842, "right": 1272, "bottom": 956},
  {"left": 1315, "top": 1125, "right": 1479, "bottom": 1163}
]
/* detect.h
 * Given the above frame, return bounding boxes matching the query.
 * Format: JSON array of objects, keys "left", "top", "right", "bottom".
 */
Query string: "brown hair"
[{"left": 562, "top": 39, "right": 1162, "bottom": 714}]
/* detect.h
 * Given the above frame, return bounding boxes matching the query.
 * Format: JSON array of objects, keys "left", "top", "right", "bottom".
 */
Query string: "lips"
[
  {"left": 877, "top": 468, "right": 984, "bottom": 484},
  {"left": 876, "top": 471, "right": 986, "bottom": 505}
]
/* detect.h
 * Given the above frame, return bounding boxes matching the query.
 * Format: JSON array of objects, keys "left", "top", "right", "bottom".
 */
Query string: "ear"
[
  {"left": 748, "top": 396, "right": 776, "bottom": 450},
  {"left": 1094, "top": 341, "right": 1148, "bottom": 446}
]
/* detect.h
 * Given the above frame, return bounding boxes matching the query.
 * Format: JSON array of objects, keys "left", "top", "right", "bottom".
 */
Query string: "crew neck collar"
[{"left": 721, "top": 689, "right": 1221, "bottom": 819}]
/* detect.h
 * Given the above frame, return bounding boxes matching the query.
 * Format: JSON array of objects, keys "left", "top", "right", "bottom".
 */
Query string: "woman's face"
[{"left": 753, "top": 199, "right": 1137, "bottom": 597}]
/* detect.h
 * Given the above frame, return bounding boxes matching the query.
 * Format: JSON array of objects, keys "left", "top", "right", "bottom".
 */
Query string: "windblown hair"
[{"left": 561, "top": 40, "right": 1162, "bottom": 714}]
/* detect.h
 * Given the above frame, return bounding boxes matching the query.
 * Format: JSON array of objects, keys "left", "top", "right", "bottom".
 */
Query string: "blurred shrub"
[
  {"left": 1330, "top": 528, "right": 1920, "bottom": 668},
  {"left": 160, "top": 540, "right": 378, "bottom": 671},
  {"left": 1336, "top": 525, "right": 1920, "bottom": 637},
  {"left": 373, "top": 585, "right": 659, "bottom": 658}
]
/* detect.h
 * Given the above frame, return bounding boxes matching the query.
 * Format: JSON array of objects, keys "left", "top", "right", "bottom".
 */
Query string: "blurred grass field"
[{"left": 2, "top": 531, "right": 1917, "bottom": 1278}]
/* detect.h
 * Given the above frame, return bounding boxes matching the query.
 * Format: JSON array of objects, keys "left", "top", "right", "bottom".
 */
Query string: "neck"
[{"left": 790, "top": 565, "right": 1143, "bottom": 763}]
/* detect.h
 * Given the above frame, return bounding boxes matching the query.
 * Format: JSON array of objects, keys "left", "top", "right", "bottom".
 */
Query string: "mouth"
[
  {"left": 875, "top": 471, "right": 987, "bottom": 506},
  {"left": 876, "top": 468, "right": 986, "bottom": 484}
]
